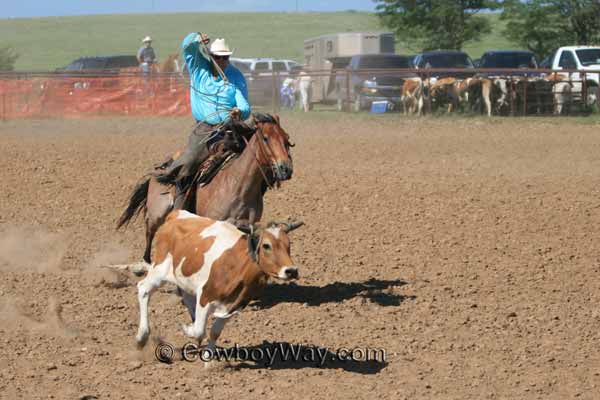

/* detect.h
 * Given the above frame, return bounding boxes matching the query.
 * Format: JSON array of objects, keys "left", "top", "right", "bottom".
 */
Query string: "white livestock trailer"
[{"left": 303, "top": 32, "right": 395, "bottom": 103}]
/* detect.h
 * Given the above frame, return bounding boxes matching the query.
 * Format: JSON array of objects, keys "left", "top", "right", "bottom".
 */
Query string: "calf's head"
[{"left": 241, "top": 221, "right": 303, "bottom": 281}]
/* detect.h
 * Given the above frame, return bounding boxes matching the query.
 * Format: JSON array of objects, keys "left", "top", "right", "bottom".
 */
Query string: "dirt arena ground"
[{"left": 1, "top": 113, "right": 600, "bottom": 399}]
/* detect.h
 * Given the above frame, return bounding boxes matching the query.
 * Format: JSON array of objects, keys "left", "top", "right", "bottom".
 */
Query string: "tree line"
[
  {"left": 374, "top": 0, "right": 600, "bottom": 59},
  {"left": 3, "top": 2, "right": 599, "bottom": 71},
  {"left": 0, "top": 47, "right": 19, "bottom": 71}
]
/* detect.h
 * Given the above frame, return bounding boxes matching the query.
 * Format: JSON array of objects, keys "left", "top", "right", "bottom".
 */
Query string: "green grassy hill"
[
  {"left": 0, "top": 12, "right": 517, "bottom": 71},
  {"left": 462, "top": 13, "right": 514, "bottom": 59}
]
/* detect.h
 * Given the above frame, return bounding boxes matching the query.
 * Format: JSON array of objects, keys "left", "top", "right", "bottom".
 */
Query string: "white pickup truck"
[{"left": 540, "top": 46, "right": 600, "bottom": 105}]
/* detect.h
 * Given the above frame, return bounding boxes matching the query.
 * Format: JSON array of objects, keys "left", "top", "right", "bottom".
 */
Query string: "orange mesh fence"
[{"left": 0, "top": 73, "right": 191, "bottom": 119}]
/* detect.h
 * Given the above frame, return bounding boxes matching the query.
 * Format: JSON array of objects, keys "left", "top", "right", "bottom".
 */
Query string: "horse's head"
[
  {"left": 160, "top": 53, "right": 181, "bottom": 73},
  {"left": 251, "top": 113, "right": 294, "bottom": 182}
]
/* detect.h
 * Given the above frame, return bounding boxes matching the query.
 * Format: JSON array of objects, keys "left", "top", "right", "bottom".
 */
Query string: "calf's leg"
[
  {"left": 482, "top": 81, "right": 492, "bottom": 117},
  {"left": 135, "top": 255, "right": 172, "bottom": 347},
  {"left": 207, "top": 318, "right": 227, "bottom": 351},
  {"left": 181, "top": 291, "right": 197, "bottom": 321},
  {"left": 204, "top": 317, "right": 228, "bottom": 368},
  {"left": 181, "top": 297, "right": 213, "bottom": 342}
]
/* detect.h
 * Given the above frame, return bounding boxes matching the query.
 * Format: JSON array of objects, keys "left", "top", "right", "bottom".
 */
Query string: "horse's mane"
[
  {"left": 218, "top": 113, "right": 285, "bottom": 160},
  {"left": 222, "top": 118, "right": 256, "bottom": 140},
  {"left": 251, "top": 112, "right": 292, "bottom": 147},
  {"left": 252, "top": 112, "right": 277, "bottom": 124}
]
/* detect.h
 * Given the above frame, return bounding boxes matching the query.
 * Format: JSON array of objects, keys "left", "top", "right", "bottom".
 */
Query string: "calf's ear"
[
  {"left": 248, "top": 233, "right": 260, "bottom": 262},
  {"left": 239, "top": 224, "right": 260, "bottom": 261}
]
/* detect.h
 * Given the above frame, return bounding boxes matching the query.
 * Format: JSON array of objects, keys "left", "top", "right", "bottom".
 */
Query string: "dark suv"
[
  {"left": 55, "top": 56, "right": 140, "bottom": 90},
  {"left": 478, "top": 50, "right": 539, "bottom": 77},
  {"left": 335, "top": 54, "right": 416, "bottom": 112},
  {"left": 57, "top": 56, "right": 139, "bottom": 72},
  {"left": 413, "top": 50, "right": 475, "bottom": 79}
]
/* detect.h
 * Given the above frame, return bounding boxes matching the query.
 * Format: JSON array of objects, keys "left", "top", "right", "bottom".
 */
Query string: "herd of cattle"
[{"left": 400, "top": 75, "right": 599, "bottom": 117}]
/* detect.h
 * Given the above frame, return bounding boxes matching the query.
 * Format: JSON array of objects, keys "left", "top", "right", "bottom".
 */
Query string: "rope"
[
  {"left": 183, "top": 40, "right": 239, "bottom": 126},
  {"left": 243, "top": 127, "right": 276, "bottom": 191},
  {"left": 201, "top": 42, "right": 228, "bottom": 83}
]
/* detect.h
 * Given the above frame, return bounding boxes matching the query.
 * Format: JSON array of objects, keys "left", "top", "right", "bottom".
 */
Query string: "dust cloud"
[
  {"left": 0, "top": 225, "right": 67, "bottom": 273},
  {"left": 82, "top": 241, "right": 134, "bottom": 288},
  {"left": 0, "top": 296, "right": 78, "bottom": 337}
]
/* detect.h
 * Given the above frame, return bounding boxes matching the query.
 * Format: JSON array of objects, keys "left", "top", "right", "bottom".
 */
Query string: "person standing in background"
[
  {"left": 137, "top": 36, "right": 157, "bottom": 74},
  {"left": 297, "top": 69, "right": 312, "bottom": 112}
]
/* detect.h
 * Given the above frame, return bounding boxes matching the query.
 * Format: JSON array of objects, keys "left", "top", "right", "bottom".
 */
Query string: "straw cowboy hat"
[
  {"left": 142, "top": 36, "right": 153, "bottom": 43},
  {"left": 209, "top": 38, "right": 233, "bottom": 56}
]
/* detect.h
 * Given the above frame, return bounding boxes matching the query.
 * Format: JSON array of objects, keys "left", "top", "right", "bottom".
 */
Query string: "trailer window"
[{"left": 380, "top": 34, "right": 395, "bottom": 53}]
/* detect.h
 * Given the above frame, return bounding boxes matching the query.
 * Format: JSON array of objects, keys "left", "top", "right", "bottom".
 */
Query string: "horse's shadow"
[
  {"left": 252, "top": 278, "right": 414, "bottom": 309},
  {"left": 227, "top": 341, "right": 387, "bottom": 374}
]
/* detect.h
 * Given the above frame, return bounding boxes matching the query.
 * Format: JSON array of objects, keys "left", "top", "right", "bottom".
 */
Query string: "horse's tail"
[{"left": 116, "top": 176, "right": 150, "bottom": 230}]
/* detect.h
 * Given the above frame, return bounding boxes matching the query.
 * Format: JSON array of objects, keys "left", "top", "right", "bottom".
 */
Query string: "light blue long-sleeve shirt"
[{"left": 182, "top": 33, "right": 251, "bottom": 124}]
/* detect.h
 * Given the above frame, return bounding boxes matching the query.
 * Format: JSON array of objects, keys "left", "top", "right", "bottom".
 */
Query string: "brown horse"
[
  {"left": 117, "top": 113, "right": 293, "bottom": 266},
  {"left": 158, "top": 53, "right": 181, "bottom": 74}
]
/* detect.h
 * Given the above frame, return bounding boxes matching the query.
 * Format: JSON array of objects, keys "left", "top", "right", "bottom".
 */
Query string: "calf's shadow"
[
  {"left": 229, "top": 341, "right": 388, "bottom": 374},
  {"left": 252, "top": 278, "right": 414, "bottom": 309}
]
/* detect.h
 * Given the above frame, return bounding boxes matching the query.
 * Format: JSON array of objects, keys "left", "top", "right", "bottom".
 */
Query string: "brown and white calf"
[
  {"left": 429, "top": 77, "right": 460, "bottom": 113},
  {"left": 493, "top": 78, "right": 511, "bottom": 114},
  {"left": 454, "top": 77, "right": 493, "bottom": 117},
  {"left": 552, "top": 81, "right": 572, "bottom": 115},
  {"left": 401, "top": 78, "right": 424, "bottom": 116},
  {"left": 135, "top": 210, "right": 303, "bottom": 357}
]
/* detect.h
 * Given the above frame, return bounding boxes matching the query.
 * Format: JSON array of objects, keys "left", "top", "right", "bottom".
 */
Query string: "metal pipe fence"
[
  {"left": 0, "top": 68, "right": 598, "bottom": 119},
  {"left": 290, "top": 67, "right": 600, "bottom": 115}
]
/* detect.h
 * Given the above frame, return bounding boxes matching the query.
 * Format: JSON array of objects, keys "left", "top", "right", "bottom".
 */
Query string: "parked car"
[
  {"left": 413, "top": 50, "right": 475, "bottom": 79},
  {"left": 539, "top": 46, "right": 600, "bottom": 107},
  {"left": 335, "top": 54, "right": 416, "bottom": 112},
  {"left": 230, "top": 58, "right": 252, "bottom": 74},
  {"left": 477, "top": 50, "right": 539, "bottom": 77},
  {"left": 540, "top": 46, "right": 600, "bottom": 84},
  {"left": 231, "top": 58, "right": 301, "bottom": 74},
  {"left": 57, "top": 55, "right": 139, "bottom": 73},
  {"left": 230, "top": 57, "right": 302, "bottom": 105},
  {"left": 54, "top": 55, "right": 140, "bottom": 91}
]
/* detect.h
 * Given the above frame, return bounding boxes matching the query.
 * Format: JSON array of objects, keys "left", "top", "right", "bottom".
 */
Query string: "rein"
[{"left": 243, "top": 123, "right": 283, "bottom": 191}]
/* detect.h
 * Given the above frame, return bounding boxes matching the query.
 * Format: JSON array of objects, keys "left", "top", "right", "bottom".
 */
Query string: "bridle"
[{"left": 242, "top": 121, "right": 291, "bottom": 190}]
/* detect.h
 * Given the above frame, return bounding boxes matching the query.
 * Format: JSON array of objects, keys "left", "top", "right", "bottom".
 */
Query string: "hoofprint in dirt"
[{"left": 1, "top": 114, "right": 600, "bottom": 399}]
